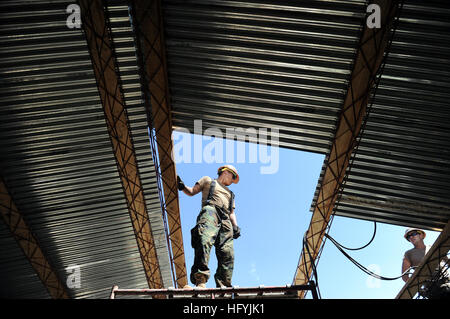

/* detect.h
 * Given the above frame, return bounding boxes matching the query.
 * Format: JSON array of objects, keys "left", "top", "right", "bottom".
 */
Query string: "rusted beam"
[
  {"left": 396, "top": 220, "right": 450, "bottom": 299},
  {"left": 294, "top": 0, "right": 402, "bottom": 298},
  {"left": 78, "top": 0, "right": 163, "bottom": 289},
  {"left": 0, "top": 177, "right": 69, "bottom": 299},
  {"left": 129, "top": 0, "right": 187, "bottom": 288}
]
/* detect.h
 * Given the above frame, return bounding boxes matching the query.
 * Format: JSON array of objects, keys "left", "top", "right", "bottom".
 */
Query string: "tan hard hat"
[
  {"left": 218, "top": 165, "right": 239, "bottom": 184},
  {"left": 404, "top": 228, "right": 426, "bottom": 241}
]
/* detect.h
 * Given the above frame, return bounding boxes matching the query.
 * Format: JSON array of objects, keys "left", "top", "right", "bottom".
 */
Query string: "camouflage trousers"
[{"left": 190, "top": 205, "right": 234, "bottom": 287}]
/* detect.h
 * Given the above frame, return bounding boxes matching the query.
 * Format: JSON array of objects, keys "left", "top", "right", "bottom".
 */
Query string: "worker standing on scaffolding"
[{"left": 177, "top": 165, "right": 241, "bottom": 289}]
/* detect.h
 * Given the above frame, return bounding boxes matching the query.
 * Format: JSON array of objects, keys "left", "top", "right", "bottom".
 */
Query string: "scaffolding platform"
[{"left": 110, "top": 283, "right": 318, "bottom": 299}]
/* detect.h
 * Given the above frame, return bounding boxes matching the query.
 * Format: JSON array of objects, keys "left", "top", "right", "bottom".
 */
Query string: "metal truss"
[
  {"left": 109, "top": 283, "right": 319, "bottom": 299},
  {"left": 293, "top": 0, "right": 403, "bottom": 298},
  {"left": 78, "top": 0, "right": 164, "bottom": 289},
  {"left": 128, "top": 0, "right": 187, "bottom": 288},
  {"left": 0, "top": 177, "right": 69, "bottom": 299},
  {"left": 397, "top": 221, "right": 450, "bottom": 299}
]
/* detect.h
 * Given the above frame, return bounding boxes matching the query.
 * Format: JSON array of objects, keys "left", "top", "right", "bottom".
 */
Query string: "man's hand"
[
  {"left": 401, "top": 257, "right": 412, "bottom": 283},
  {"left": 233, "top": 225, "right": 241, "bottom": 239},
  {"left": 177, "top": 175, "right": 185, "bottom": 191}
]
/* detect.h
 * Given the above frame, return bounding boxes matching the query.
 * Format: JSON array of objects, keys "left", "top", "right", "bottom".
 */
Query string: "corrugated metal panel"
[
  {"left": 2, "top": 0, "right": 448, "bottom": 299},
  {"left": 107, "top": 0, "right": 174, "bottom": 288},
  {"left": 162, "top": 0, "right": 367, "bottom": 154},
  {"left": 313, "top": 0, "right": 450, "bottom": 230},
  {"left": 0, "top": 0, "right": 170, "bottom": 298},
  {"left": 0, "top": 220, "right": 51, "bottom": 299}
]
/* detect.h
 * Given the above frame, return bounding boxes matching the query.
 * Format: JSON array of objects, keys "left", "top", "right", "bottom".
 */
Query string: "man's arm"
[
  {"left": 402, "top": 257, "right": 412, "bottom": 282},
  {"left": 229, "top": 209, "right": 241, "bottom": 239},
  {"left": 229, "top": 209, "right": 238, "bottom": 228},
  {"left": 177, "top": 175, "right": 202, "bottom": 197},
  {"left": 182, "top": 182, "right": 202, "bottom": 197}
]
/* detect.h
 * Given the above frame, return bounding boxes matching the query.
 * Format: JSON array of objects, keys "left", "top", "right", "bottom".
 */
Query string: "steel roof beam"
[
  {"left": 128, "top": 0, "right": 188, "bottom": 288},
  {"left": 78, "top": 0, "right": 164, "bottom": 289},
  {"left": 293, "top": 0, "right": 402, "bottom": 298},
  {"left": 0, "top": 177, "right": 69, "bottom": 299}
]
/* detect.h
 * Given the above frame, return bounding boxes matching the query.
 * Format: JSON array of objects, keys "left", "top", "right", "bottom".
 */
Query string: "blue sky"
[{"left": 172, "top": 131, "right": 440, "bottom": 299}]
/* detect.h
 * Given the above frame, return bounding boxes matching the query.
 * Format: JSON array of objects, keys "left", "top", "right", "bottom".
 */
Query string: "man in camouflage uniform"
[{"left": 177, "top": 165, "right": 241, "bottom": 288}]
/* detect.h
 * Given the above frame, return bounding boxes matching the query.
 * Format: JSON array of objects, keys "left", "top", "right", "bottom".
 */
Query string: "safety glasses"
[{"left": 407, "top": 231, "right": 421, "bottom": 239}]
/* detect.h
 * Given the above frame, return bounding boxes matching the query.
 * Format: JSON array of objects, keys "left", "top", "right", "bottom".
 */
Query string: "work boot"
[
  {"left": 194, "top": 273, "right": 207, "bottom": 289},
  {"left": 215, "top": 275, "right": 232, "bottom": 288}
]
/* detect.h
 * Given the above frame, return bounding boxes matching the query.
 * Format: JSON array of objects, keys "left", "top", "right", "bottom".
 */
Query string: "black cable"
[
  {"left": 299, "top": 222, "right": 376, "bottom": 297},
  {"left": 325, "top": 233, "right": 417, "bottom": 280},
  {"left": 332, "top": 221, "right": 377, "bottom": 251}
]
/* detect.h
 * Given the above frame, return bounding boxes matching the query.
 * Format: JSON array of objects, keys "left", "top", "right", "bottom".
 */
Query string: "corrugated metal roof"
[
  {"left": 313, "top": 0, "right": 450, "bottom": 230},
  {"left": 107, "top": 0, "right": 174, "bottom": 289},
  {"left": 0, "top": 0, "right": 172, "bottom": 298},
  {"left": 0, "top": 220, "right": 51, "bottom": 298},
  {"left": 1, "top": 0, "right": 448, "bottom": 299},
  {"left": 163, "top": 0, "right": 367, "bottom": 154},
  {"left": 162, "top": 0, "right": 449, "bottom": 229}
]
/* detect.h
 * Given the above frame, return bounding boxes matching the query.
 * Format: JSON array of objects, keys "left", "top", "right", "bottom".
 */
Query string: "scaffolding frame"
[{"left": 109, "top": 283, "right": 319, "bottom": 299}]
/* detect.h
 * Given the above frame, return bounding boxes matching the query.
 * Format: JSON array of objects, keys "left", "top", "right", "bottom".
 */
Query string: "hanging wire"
[
  {"left": 331, "top": 221, "right": 377, "bottom": 251},
  {"left": 300, "top": 0, "right": 406, "bottom": 293},
  {"left": 324, "top": 232, "right": 417, "bottom": 281}
]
